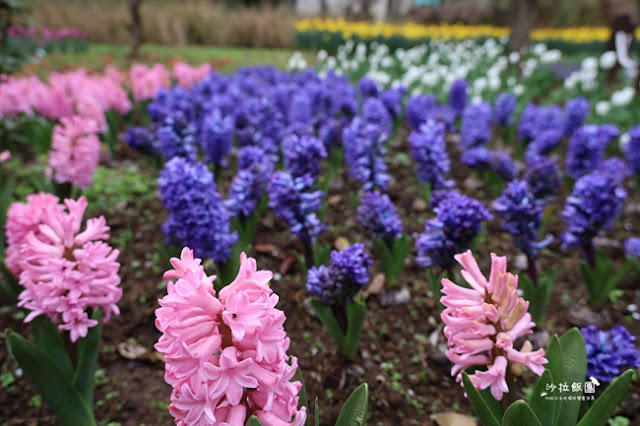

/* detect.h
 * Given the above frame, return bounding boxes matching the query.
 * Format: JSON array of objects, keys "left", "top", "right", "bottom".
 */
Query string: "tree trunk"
[
  {"left": 508, "top": 0, "right": 538, "bottom": 53},
  {"left": 128, "top": 0, "right": 143, "bottom": 59}
]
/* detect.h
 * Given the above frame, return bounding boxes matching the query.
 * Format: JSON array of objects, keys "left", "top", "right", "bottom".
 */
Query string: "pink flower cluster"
[
  {"left": 130, "top": 63, "right": 171, "bottom": 101},
  {"left": 441, "top": 250, "right": 548, "bottom": 400},
  {"left": 48, "top": 115, "right": 101, "bottom": 189},
  {"left": 5, "top": 194, "right": 121, "bottom": 342},
  {"left": 173, "top": 62, "right": 213, "bottom": 89},
  {"left": 0, "top": 68, "right": 131, "bottom": 129},
  {"left": 155, "top": 248, "right": 306, "bottom": 426}
]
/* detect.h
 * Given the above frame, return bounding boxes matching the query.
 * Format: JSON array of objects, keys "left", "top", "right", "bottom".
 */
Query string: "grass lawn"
[{"left": 21, "top": 43, "right": 311, "bottom": 76}]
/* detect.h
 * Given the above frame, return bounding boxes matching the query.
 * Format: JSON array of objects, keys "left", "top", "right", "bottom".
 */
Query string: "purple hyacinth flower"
[
  {"left": 124, "top": 126, "right": 158, "bottom": 157},
  {"left": 624, "top": 125, "right": 640, "bottom": 173},
  {"left": 564, "top": 97, "right": 590, "bottom": 137},
  {"left": 363, "top": 97, "right": 393, "bottom": 138},
  {"left": 598, "top": 157, "right": 631, "bottom": 185},
  {"left": 582, "top": 325, "right": 640, "bottom": 382},
  {"left": 358, "top": 77, "right": 380, "bottom": 100},
  {"left": 282, "top": 133, "right": 328, "bottom": 180},
  {"left": 226, "top": 147, "right": 274, "bottom": 218},
  {"left": 489, "top": 149, "right": 519, "bottom": 181},
  {"left": 566, "top": 124, "right": 620, "bottom": 180},
  {"left": 156, "top": 111, "right": 198, "bottom": 161},
  {"left": 525, "top": 129, "right": 564, "bottom": 162},
  {"left": 561, "top": 170, "right": 627, "bottom": 257},
  {"left": 201, "top": 109, "right": 233, "bottom": 166},
  {"left": 624, "top": 237, "right": 640, "bottom": 259},
  {"left": 268, "top": 171, "right": 325, "bottom": 245},
  {"left": 380, "top": 86, "right": 406, "bottom": 120},
  {"left": 449, "top": 79, "right": 468, "bottom": 117},
  {"left": 307, "top": 243, "right": 372, "bottom": 307},
  {"left": 158, "top": 157, "right": 238, "bottom": 263},
  {"left": 407, "top": 120, "right": 453, "bottom": 189},
  {"left": 460, "top": 102, "right": 493, "bottom": 150},
  {"left": 406, "top": 94, "right": 437, "bottom": 130},
  {"left": 415, "top": 193, "right": 492, "bottom": 268},
  {"left": 342, "top": 118, "right": 390, "bottom": 190},
  {"left": 357, "top": 191, "right": 403, "bottom": 245},
  {"left": 494, "top": 92, "right": 517, "bottom": 126},
  {"left": 493, "top": 180, "right": 551, "bottom": 257},
  {"left": 288, "top": 91, "right": 313, "bottom": 125},
  {"left": 461, "top": 147, "right": 491, "bottom": 169},
  {"left": 523, "top": 156, "right": 561, "bottom": 202}
]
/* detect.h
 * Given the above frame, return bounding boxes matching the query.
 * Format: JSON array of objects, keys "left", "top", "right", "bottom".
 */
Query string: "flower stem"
[{"left": 527, "top": 254, "right": 539, "bottom": 288}]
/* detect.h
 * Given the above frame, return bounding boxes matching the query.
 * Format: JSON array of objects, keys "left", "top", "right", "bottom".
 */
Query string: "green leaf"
[
  {"left": 335, "top": 383, "right": 369, "bottom": 426},
  {"left": 545, "top": 336, "right": 564, "bottom": 403},
  {"left": 30, "top": 316, "right": 74, "bottom": 380},
  {"left": 292, "top": 366, "right": 309, "bottom": 426},
  {"left": 343, "top": 298, "right": 367, "bottom": 359},
  {"left": 73, "top": 309, "right": 103, "bottom": 409},
  {"left": 529, "top": 369, "right": 558, "bottom": 426},
  {"left": 315, "top": 397, "right": 320, "bottom": 426},
  {"left": 558, "top": 328, "right": 588, "bottom": 426},
  {"left": 480, "top": 387, "right": 503, "bottom": 423},
  {"left": 310, "top": 298, "right": 345, "bottom": 350},
  {"left": 502, "top": 400, "right": 541, "bottom": 426},
  {"left": 5, "top": 330, "right": 96, "bottom": 426},
  {"left": 577, "top": 370, "right": 634, "bottom": 426},
  {"left": 245, "top": 415, "right": 262, "bottom": 426},
  {"left": 461, "top": 372, "right": 500, "bottom": 426}
]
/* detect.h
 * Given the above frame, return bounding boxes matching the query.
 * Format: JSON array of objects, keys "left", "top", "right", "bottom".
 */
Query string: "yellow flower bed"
[{"left": 295, "top": 18, "right": 628, "bottom": 43}]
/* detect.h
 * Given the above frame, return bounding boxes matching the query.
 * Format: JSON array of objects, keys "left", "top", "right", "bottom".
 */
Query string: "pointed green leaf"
[
  {"left": 530, "top": 369, "right": 558, "bottom": 426},
  {"left": 292, "top": 366, "right": 309, "bottom": 426},
  {"left": 343, "top": 298, "right": 367, "bottom": 359},
  {"left": 577, "top": 370, "right": 634, "bottom": 426},
  {"left": 5, "top": 330, "right": 96, "bottom": 426},
  {"left": 480, "top": 387, "right": 503, "bottom": 423},
  {"left": 310, "top": 298, "right": 345, "bottom": 350},
  {"left": 502, "top": 400, "right": 541, "bottom": 426},
  {"left": 315, "top": 397, "right": 320, "bottom": 426},
  {"left": 31, "top": 316, "right": 74, "bottom": 380},
  {"left": 461, "top": 372, "right": 501, "bottom": 426},
  {"left": 558, "top": 328, "right": 587, "bottom": 426},
  {"left": 73, "top": 309, "right": 103, "bottom": 409},
  {"left": 246, "top": 415, "right": 262, "bottom": 426},
  {"left": 335, "top": 383, "right": 368, "bottom": 426},
  {"left": 546, "top": 336, "right": 563, "bottom": 389}
]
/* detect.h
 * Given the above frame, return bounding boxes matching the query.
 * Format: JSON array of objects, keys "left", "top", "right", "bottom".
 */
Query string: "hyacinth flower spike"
[{"left": 306, "top": 244, "right": 372, "bottom": 359}]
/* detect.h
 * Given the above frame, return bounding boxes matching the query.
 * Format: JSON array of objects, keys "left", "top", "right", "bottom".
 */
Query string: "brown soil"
[{"left": 1, "top": 126, "right": 639, "bottom": 426}]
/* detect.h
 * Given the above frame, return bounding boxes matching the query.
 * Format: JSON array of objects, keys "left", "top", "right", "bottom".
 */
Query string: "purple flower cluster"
[
  {"left": 358, "top": 77, "right": 379, "bottom": 100},
  {"left": 357, "top": 191, "right": 403, "bottom": 245},
  {"left": 488, "top": 149, "right": 518, "bottom": 181},
  {"left": 407, "top": 120, "right": 453, "bottom": 189},
  {"left": 461, "top": 147, "right": 490, "bottom": 168},
  {"left": 449, "top": 79, "right": 468, "bottom": 117},
  {"left": 581, "top": 325, "right": 640, "bottom": 382},
  {"left": 156, "top": 112, "right": 198, "bottom": 161},
  {"left": 363, "top": 97, "right": 393, "bottom": 137},
  {"left": 201, "top": 109, "right": 233, "bottom": 166},
  {"left": 124, "top": 126, "right": 158, "bottom": 156},
  {"left": 158, "top": 157, "right": 238, "bottom": 263},
  {"left": 406, "top": 94, "right": 437, "bottom": 130},
  {"left": 624, "top": 125, "right": 640, "bottom": 173},
  {"left": 624, "top": 237, "right": 640, "bottom": 259},
  {"left": 523, "top": 156, "right": 561, "bottom": 201},
  {"left": 342, "top": 118, "right": 390, "bottom": 190},
  {"left": 460, "top": 102, "right": 492, "bottom": 150},
  {"left": 415, "top": 193, "right": 492, "bottom": 268},
  {"left": 282, "top": 133, "right": 327, "bottom": 180},
  {"left": 561, "top": 170, "right": 627, "bottom": 251},
  {"left": 494, "top": 180, "right": 550, "bottom": 257},
  {"left": 493, "top": 92, "right": 517, "bottom": 126},
  {"left": 268, "top": 171, "right": 325, "bottom": 245},
  {"left": 226, "top": 147, "right": 274, "bottom": 217},
  {"left": 380, "top": 87, "right": 406, "bottom": 120},
  {"left": 598, "top": 157, "right": 631, "bottom": 185},
  {"left": 288, "top": 92, "right": 313, "bottom": 125},
  {"left": 306, "top": 244, "right": 372, "bottom": 306},
  {"left": 564, "top": 97, "right": 590, "bottom": 137},
  {"left": 525, "top": 129, "right": 564, "bottom": 161},
  {"left": 565, "top": 124, "right": 620, "bottom": 180},
  {"left": 517, "top": 104, "right": 565, "bottom": 142}
]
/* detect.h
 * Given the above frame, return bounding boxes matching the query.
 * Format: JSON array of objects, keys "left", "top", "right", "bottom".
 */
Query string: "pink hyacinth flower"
[
  {"left": 155, "top": 248, "right": 306, "bottom": 426},
  {"left": 48, "top": 115, "right": 101, "bottom": 189},
  {"left": 441, "top": 250, "right": 548, "bottom": 401},
  {"left": 173, "top": 62, "right": 212, "bottom": 89},
  {"left": 8, "top": 195, "right": 121, "bottom": 342}
]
